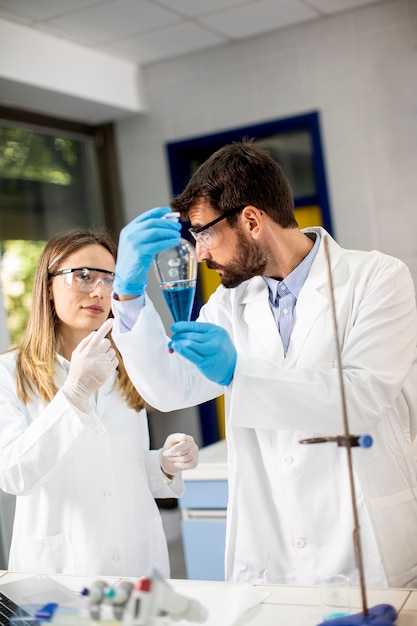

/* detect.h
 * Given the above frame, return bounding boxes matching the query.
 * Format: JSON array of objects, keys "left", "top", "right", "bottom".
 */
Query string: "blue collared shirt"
[{"left": 263, "top": 232, "right": 320, "bottom": 355}]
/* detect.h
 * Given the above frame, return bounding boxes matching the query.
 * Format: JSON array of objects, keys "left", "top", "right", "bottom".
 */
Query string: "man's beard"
[{"left": 206, "top": 236, "right": 268, "bottom": 288}]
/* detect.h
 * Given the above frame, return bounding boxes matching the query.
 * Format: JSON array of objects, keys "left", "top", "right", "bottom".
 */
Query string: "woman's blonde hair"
[{"left": 15, "top": 228, "right": 145, "bottom": 412}]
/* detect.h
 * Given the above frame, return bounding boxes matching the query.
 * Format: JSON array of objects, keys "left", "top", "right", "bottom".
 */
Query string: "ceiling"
[{"left": 0, "top": 0, "right": 384, "bottom": 66}]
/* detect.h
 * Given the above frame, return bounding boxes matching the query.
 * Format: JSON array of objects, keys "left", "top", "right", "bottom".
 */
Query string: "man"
[{"left": 112, "top": 140, "right": 417, "bottom": 588}]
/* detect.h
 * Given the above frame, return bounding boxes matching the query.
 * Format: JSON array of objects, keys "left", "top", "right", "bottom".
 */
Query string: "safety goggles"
[
  {"left": 48, "top": 267, "right": 115, "bottom": 295},
  {"left": 188, "top": 205, "right": 246, "bottom": 249}
]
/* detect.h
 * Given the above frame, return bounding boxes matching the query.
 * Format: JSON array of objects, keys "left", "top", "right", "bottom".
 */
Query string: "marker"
[
  {"left": 82, "top": 580, "right": 107, "bottom": 620},
  {"left": 104, "top": 582, "right": 133, "bottom": 605},
  {"left": 104, "top": 582, "right": 133, "bottom": 621},
  {"left": 82, "top": 580, "right": 106, "bottom": 604},
  {"left": 132, "top": 580, "right": 142, "bottom": 621}
]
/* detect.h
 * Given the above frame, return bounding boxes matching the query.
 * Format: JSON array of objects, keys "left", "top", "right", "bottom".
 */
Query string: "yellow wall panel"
[{"left": 295, "top": 205, "right": 322, "bottom": 229}]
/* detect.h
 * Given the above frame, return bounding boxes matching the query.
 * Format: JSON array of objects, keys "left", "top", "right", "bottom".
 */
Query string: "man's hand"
[
  {"left": 113, "top": 207, "right": 181, "bottom": 296},
  {"left": 169, "top": 321, "right": 236, "bottom": 386}
]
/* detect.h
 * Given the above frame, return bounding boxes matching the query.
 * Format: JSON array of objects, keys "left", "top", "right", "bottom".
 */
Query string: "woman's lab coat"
[
  {"left": 113, "top": 228, "right": 417, "bottom": 588},
  {"left": 0, "top": 350, "right": 184, "bottom": 577}
]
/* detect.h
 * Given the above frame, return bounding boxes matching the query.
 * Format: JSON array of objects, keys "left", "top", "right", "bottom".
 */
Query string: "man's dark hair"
[{"left": 171, "top": 139, "right": 297, "bottom": 229}]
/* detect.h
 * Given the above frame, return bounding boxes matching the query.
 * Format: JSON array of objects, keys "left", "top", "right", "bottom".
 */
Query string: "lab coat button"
[
  {"left": 283, "top": 455, "right": 293, "bottom": 465},
  {"left": 112, "top": 553, "right": 122, "bottom": 562},
  {"left": 104, "top": 490, "right": 112, "bottom": 498},
  {"left": 96, "top": 426, "right": 106, "bottom": 436},
  {"left": 294, "top": 537, "right": 307, "bottom": 549}
]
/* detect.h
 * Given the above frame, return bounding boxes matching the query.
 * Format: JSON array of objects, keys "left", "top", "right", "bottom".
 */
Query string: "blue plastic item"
[{"left": 317, "top": 603, "right": 397, "bottom": 625}]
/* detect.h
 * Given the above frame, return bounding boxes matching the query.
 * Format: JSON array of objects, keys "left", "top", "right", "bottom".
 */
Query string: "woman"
[{"left": 0, "top": 228, "right": 198, "bottom": 577}]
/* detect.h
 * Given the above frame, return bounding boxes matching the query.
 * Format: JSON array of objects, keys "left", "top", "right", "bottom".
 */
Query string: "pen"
[
  {"left": 121, "top": 580, "right": 142, "bottom": 626},
  {"left": 82, "top": 580, "right": 106, "bottom": 620},
  {"left": 81, "top": 580, "right": 106, "bottom": 604},
  {"left": 104, "top": 581, "right": 133, "bottom": 621}
]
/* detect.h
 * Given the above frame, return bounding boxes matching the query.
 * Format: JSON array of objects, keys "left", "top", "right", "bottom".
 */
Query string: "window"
[{"left": 0, "top": 107, "right": 123, "bottom": 346}]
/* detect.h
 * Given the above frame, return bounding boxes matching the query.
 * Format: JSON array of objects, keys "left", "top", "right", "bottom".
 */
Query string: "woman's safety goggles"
[{"left": 48, "top": 267, "right": 115, "bottom": 295}]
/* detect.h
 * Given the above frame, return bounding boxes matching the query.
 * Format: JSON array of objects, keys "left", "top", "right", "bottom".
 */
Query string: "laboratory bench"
[
  {"left": 179, "top": 439, "right": 227, "bottom": 581},
  {"left": 0, "top": 570, "right": 416, "bottom": 625},
  {"left": 3, "top": 440, "right": 415, "bottom": 623}
]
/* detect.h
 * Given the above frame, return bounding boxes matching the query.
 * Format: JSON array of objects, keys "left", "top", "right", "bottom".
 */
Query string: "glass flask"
[{"left": 153, "top": 238, "right": 197, "bottom": 322}]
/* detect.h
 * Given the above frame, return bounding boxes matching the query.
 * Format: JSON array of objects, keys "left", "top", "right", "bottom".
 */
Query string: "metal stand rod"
[{"left": 323, "top": 236, "right": 369, "bottom": 617}]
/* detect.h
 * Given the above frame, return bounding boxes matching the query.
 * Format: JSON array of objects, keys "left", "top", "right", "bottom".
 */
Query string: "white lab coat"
[
  {"left": 113, "top": 228, "right": 417, "bottom": 588},
  {"left": 0, "top": 350, "right": 184, "bottom": 577}
]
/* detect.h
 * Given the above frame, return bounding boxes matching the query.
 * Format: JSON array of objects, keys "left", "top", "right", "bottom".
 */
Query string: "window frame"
[{"left": 0, "top": 105, "right": 125, "bottom": 235}]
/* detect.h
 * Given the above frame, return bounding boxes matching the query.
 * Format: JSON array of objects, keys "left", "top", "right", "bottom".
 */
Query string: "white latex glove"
[
  {"left": 160, "top": 433, "right": 199, "bottom": 477},
  {"left": 62, "top": 318, "right": 118, "bottom": 412}
]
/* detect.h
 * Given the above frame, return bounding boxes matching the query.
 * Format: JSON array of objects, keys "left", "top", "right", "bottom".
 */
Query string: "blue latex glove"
[
  {"left": 168, "top": 321, "right": 237, "bottom": 386},
  {"left": 114, "top": 207, "right": 181, "bottom": 296}
]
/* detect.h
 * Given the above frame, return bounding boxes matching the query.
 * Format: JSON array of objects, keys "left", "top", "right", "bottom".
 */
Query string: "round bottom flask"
[{"left": 153, "top": 238, "right": 197, "bottom": 322}]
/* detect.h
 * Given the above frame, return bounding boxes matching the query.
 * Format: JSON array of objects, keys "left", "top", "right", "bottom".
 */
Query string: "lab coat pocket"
[
  {"left": 369, "top": 488, "right": 417, "bottom": 587},
  {"left": 23, "top": 533, "right": 77, "bottom": 574}
]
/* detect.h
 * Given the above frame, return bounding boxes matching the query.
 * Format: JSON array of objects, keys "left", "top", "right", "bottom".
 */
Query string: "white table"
[{"left": 0, "top": 571, "right": 416, "bottom": 625}]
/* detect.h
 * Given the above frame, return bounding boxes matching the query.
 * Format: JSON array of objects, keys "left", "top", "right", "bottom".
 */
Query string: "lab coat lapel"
[
  {"left": 284, "top": 230, "right": 342, "bottom": 366},
  {"left": 284, "top": 279, "right": 327, "bottom": 366},
  {"left": 241, "top": 277, "right": 285, "bottom": 360}
]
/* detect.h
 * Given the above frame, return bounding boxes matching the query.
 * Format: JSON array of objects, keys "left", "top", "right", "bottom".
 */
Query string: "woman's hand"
[{"left": 160, "top": 433, "right": 199, "bottom": 477}]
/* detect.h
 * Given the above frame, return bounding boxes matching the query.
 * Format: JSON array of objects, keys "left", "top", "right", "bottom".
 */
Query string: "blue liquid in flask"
[
  {"left": 323, "top": 612, "right": 351, "bottom": 621},
  {"left": 161, "top": 279, "right": 196, "bottom": 322}
]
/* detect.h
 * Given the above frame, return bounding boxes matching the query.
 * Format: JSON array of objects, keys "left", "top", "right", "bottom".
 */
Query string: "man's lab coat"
[
  {"left": 113, "top": 228, "right": 417, "bottom": 588},
  {"left": 0, "top": 351, "right": 184, "bottom": 577}
]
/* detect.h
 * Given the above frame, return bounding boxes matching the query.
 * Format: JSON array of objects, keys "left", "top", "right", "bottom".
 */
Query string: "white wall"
[
  {"left": 115, "top": 0, "right": 417, "bottom": 282},
  {"left": 0, "top": 18, "right": 146, "bottom": 124}
]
